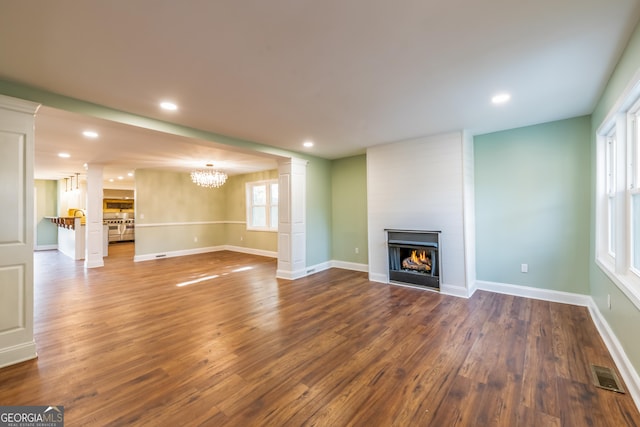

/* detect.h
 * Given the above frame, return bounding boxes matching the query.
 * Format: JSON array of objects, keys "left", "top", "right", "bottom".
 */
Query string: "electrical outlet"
[
  {"left": 607, "top": 294, "right": 611, "bottom": 309},
  {"left": 521, "top": 263, "right": 528, "bottom": 273},
  {"left": 194, "top": 236, "right": 198, "bottom": 243},
  {"left": 355, "top": 247, "right": 359, "bottom": 254},
  {"left": 240, "top": 236, "right": 244, "bottom": 241}
]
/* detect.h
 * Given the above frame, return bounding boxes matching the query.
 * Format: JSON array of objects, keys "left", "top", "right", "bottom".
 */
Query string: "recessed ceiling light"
[
  {"left": 160, "top": 101, "right": 178, "bottom": 111},
  {"left": 127, "top": 172, "right": 134, "bottom": 177},
  {"left": 303, "top": 141, "right": 314, "bottom": 148},
  {"left": 491, "top": 93, "right": 511, "bottom": 104},
  {"left": 118, "top": 176, "right": 124, "bottom": 180},
  {"left": 82, "top": 130, "right": 99, "bottom": 138},
  {"left": 58, "top": 152, "right": 71, "bottom": 158},
  {"left": 109, "top": 178, "right": 114, "bottom": 182}
]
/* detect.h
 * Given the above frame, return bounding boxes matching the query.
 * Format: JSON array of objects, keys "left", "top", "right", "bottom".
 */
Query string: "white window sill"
[{"left": 596, "top": 256, "right": 640, "bottom": 311}]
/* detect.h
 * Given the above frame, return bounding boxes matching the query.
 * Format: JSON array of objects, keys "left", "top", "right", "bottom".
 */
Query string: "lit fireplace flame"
[{"left": 403, "top": 250, "right": 431, "bottom": 272}]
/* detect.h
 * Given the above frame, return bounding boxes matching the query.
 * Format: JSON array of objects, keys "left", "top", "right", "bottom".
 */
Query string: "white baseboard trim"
[
  {"left": 440, "top": 283, "right": 470, "bottom": 298},
  {"left": 476, "top": 279, "right": 640, "bottom": 410},
  {"left": 134, "top": 245, "right": 278, "bottom": 262},
  {"left": 368, "top": 272, "right": 388, "bottom": 284},
  {"left": 34, "top": 244, "right": 57, "bottom": 251},
  {"left": 475, "top": 280, "right": 592, "bottom": 307},
  {"left": 588, "top": 301, "right": 640, "bottom": 409},
  {"left": 305, "top": 261, "right": 332, "bottom": 275},
  {"left": 330, "top": 260, "right": 368, "bottom": 273},
  {"left": 0, "top": 341, "right": 37, "bottom": 369},
  {"left": 276, "top": 268, "right": 307, "bottom": 280},
  {"left": 223, "top": 245, "right": 277, "bottom": 258},
  {"left": 134, "top": 245, "right": 226, "bottom": 262}
]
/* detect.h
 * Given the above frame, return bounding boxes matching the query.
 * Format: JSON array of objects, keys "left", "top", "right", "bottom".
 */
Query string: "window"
[
  {"left": 605, "top": 132, "right": 616, "bottom": 257},
  {"left": 596, "top": 80, "right": 640, "bottom": 309},
  {"left": 246, "top": 180, "right": 278, "bottom": 231},
  {"left": 631, "top": 110, "right": 640, "bottom": 273}
]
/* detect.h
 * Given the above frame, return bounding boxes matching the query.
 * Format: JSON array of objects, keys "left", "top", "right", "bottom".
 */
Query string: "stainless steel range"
[{"left": 104, "top": 214, "right": 135, "bottom": 243}]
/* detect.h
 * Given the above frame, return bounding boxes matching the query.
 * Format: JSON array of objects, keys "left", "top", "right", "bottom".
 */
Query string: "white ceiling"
[
  {"left": 1, "top": 0, "right": 639, "bottom": 186},
  {"left": 34, "top": 106, "right": 280, "bottom": 188}
]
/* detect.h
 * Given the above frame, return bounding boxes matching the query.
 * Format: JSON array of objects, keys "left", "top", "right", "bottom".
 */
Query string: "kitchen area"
[
  {"left": 44, "top": 186, "right": 135, "bottom": 261},
  {"left": 103, "top": 197, "right": 135, "bottom": 244}
]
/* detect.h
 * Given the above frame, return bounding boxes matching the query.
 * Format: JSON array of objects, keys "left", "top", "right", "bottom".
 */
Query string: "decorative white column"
[
  {"left": 85, "top": 164, "right": 104, "bottom": 268},
  {"left": 276, "top": 158, "right": 307, "bottom": 279},
  {"left": 0, "top": 94, "right": 40, "bottom": 368}
]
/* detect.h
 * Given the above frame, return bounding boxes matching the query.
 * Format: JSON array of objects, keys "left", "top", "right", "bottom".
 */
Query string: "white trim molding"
[
  {"left": 224, "top": 245, "right": 277, "bottom": 259},
  {"left": 588, "top": 301, "right": 640, "bottom": 409},
  {"left": 136, "top": 220, "right": 243, "bottom": 228},
  {"left": 34, "top": 244, "right": 57, "bottom": 251},
  {"left": 134, "top": 245, "right": 277, "bottom": 262},
  {"left": 134, "top": 245, "right": 226, "bottom": 262},
  {"left": 330, "top": 260, "right": 368, "bottom": 273},
  {"left": 475, "top": 280, "right": 593, "bottom": 306},
  {"left": 0, "top": 341, "right": 37, "bottom": 370}
]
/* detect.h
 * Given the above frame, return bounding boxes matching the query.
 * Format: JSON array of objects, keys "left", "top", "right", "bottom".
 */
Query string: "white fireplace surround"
[{"left": 366, "top": 131, "right": 476, "bottom": 297}]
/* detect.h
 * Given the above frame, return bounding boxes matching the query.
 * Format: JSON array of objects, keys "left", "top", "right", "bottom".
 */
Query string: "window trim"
[
  {"left": 245, "top": 179, "right": 278, "bottom": 232},
  {"left": 596, "top": 75, "right": 640, "bottom": 311}
]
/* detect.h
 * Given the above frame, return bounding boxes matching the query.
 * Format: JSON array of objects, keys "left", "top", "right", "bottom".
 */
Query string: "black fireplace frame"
[{"left": 386, "top": 229, "right": 441, "bottom": 290}]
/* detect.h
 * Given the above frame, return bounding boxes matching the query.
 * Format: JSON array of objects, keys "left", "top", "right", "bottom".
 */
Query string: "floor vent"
[{"left": 591, "top": 364, "right": 625, "bottom": 393}]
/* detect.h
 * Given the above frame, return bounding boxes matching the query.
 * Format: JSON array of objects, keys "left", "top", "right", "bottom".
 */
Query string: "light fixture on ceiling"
[
  {"left": 303, "top": 140, "right": 314, "bottom": 148},
  {"left": 82, "top": 130, "right": 99, "bottom": 138},
  {"left": 491, "top": 92, "right": 511, "bottom": 104},
  {"left": 190, "top": 163, "right": 228, "bottom": 189},
  {"left": 64, "top": 177, "right": 69, "bottom": 192},
  {"left": 75, "top": 172, "right": 80, "bottom": 191},
  {"left": 58, "top": 152, "right": 71, "bottom": 158},
  {"left": 160, "top": 101, "right": 178, "bottom": 111}
]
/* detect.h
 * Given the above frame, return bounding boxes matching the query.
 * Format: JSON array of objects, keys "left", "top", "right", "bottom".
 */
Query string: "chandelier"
[{"left": 190, "top": 164, "right": 228, "bottom": 188}]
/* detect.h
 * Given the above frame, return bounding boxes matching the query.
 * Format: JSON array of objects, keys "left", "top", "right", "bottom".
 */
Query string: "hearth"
[{"left": 387, "top": 229, "right": 441, "bottom": 290}]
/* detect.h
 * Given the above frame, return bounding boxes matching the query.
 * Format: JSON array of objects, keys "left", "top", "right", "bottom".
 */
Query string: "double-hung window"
[
  {"left": 596, "top": 78, "right": 640, "bottom": 308},
  {"left": 246, "top": 180, "right": 278, "bottom": 231},
  {"left": 630, "top": 106, "right": 640, "bottom": 274}
]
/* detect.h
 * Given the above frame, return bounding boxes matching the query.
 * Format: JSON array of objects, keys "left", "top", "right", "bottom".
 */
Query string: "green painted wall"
[
  {"left": 590, "top": 20, "right": 640, "bottom": 375},
  {"left": 331, "top": 155, "right": 368, "bottom": 264},
  {"left": 135, "top": 169, "right": 227, "bottom": 255},
  {"left": 34, "top": 179, "right": 58, "bottom": 247},
  {"left": 224, "top": 169, "right": 278, "bottom": 252},
  {"left": 305, "top": 157, "right": 333, "bottom": 266},
  {"left": 474, "top": 116, "right": 591, "bottom": 294}
]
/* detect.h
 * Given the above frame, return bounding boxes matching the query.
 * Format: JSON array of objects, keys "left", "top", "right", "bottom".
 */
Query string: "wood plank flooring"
[{"left": 0, "top": 243, "right": 638, "bottom": 426}]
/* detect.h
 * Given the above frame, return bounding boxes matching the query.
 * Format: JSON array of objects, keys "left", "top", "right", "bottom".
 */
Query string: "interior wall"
[
  {"left": 474, "top": 116, "right": 591, "bottom": 294},
  {"left": 331, "top": 155, "right": 368, "bottom": 265},
  {"left": 34, "top": 179, "right": 58, "bottom": 248},
  {"left": 590, "top": 19, "right": 640, "bottom": 375},
  {"left": 134, "top": 169, "right": 227, "bottom": 256},
  {"left": 305, "top": 156, "right": 333, "bottom": 267},
  {"left": 366, "top": 132, "right": 467, "bottom": 292}
]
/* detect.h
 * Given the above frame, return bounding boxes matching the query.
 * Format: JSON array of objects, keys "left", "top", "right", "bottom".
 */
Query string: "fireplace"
[{"left": 387, "top": 229, "right": 441, "bottom": 290}]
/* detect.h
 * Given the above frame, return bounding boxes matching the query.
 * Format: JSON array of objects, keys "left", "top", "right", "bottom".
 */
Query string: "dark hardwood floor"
[{"left": 0, "top": 243, "right": 638, "bottom": 426}]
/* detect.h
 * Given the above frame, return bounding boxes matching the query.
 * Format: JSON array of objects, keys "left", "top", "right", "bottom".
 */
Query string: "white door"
[{"left": 0, "top": 95, "right": 39, "bottom": 368}]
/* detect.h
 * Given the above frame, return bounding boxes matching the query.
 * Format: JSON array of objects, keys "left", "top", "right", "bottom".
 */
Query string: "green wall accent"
[
  {"left": 474, "top": 116, "right": 591, "bottom": 294},
  {"left": 331, "top": 155, "right": 368, "bottom": 264},
  {"left": 306, "top": 157, "right": 333, "bottom": 266},
  {"left": 590, "top": 20, "right": 640, "bottom": 375},
  {"left": 34, "top": 179, "right": 58, "bottom": 247}
]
